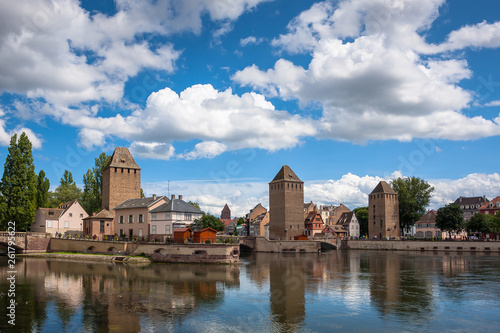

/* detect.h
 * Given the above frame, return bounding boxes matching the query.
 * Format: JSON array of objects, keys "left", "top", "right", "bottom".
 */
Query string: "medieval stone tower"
[
  {"left": 102, "top": 147, "right": 141, "bottom": 213},
  {"left": 368, "top": 181, "right": 400, "bottom": 240},
  {"left": 269, "top": 165, "right": 304, "bottom": 240}
]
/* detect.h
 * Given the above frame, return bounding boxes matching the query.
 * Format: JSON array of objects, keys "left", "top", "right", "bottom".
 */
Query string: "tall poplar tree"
[
  {"left": 48, "top": 170, "right": 82, "bottom": 206},
  {"left": 82, "top": 152, "right": 110, "bottom": 214},
  {"left": 36, "top": 170, "right": 50, "bottom": 208},
  {"left": 0, "top": 133, "right": 37, "bottom": 231}
]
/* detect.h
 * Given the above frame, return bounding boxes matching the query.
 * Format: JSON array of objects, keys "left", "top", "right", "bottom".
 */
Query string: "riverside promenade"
[{"left": 343, "top": 239, "right": 500, "bottom": 252}]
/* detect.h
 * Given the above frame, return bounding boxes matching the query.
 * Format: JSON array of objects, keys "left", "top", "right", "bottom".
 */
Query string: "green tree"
[
  {"left": 353, "top": 207, "right": 368, "bottom": 237},
  {"left": 191, "top": 214, "right": 225, "bottom": 232},
  {"left": 466, "top": 213, "right": 495, "bottom": 235},
  {"left": 36, "top": 170, "right": 50, "bottom": 208},
  {"left": 49, "top": 170, "right": 82, "bottom": 206},
  {"left": 140, "top": 188, "right": 145, "bottom": 198},
  {"left": 81, "top": 152, "right": 110, "bottom": 214},
  {"left": 435, "top": 203, "right": 464, "bottom": 238},
  {"left": 188, "top": 201, "right": 200, "bottom": 209},
  {"left": 0, "top": 133, "right": 37, "bottom": 231},
  {"left": 237, "top": 217, "right": 245, "bottom": 225},
  {"left": 391, "top": 177, "right": 434, "bottom": 234}
]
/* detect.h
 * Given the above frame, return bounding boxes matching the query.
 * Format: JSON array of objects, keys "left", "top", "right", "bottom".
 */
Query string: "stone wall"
[
  {"left": 242, "top": 237, "right": 321, "bottom": 253},
  {"left": 344, "top": 240, "right": 500, "bottom": 252}
]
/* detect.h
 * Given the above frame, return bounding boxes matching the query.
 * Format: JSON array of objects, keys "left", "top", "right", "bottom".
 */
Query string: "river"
[{"left": 1, "top": 251, "right": 500, "bottom": 332}]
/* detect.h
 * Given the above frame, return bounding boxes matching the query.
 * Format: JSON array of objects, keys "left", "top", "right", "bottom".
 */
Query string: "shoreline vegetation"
[{"left": 16, "top": 252, "right": 152, "bottom": 263}]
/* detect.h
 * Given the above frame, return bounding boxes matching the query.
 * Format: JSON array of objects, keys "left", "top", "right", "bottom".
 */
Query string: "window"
[
  {"left": 80, "top": 214, "right": 83, "bottom": 218},
  {"left": 152, "top": 225, "right": 156, "bottom": 234},
  {"left": 139, "top": 229, "right": 143, "bottom": 237},
  {"left": 129, "top": 215, "right": 133, "bottom": 223},
  {"left": 47, "top": 221, "right": 52, "bottom": 228},
  {"left": 119, "top": 216, "right": 124, "bottom": 224},
  {"left": 166, "top": 225, "right": 171, "bottom": 234},
  {"left": 176, "top": 212, "right": 182, "bottom": 220},
  {"left": 120, "top": 229, "right": 124, "bottom": 236},
  {"left": 139, "top": 214, "right": 143, "bottom": 223},
  {"left": 185, "top": 213, "right": 192, "bottom": 221},
  {"left": 64, "top": 221, "right": 69, "bottom": 228},
  {"left": 165, "top": 212, "right": 171, "bottom": 220},
  {"left": 151, "top": 213, "right": 156, "bottom": 221},
  {"left": 115, "top": 167, "right": 117, "bottom": 172},
  {"left": 69, "top": 213, "right": 73, "bottom": 217},
  {"left": 100, "top": 221, "right": 105, "bottom": 233}
]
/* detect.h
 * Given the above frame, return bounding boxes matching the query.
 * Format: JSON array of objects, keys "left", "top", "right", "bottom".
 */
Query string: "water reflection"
[{"left": 1, "top": 251, "right": 500, "bottom": 332}]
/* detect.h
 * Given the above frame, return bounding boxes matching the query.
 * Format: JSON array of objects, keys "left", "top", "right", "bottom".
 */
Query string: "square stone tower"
[
  {"left": 368, "top": 181, "right": 400, "bottom": 240},
  {"left": 269, "top": 165, "right": 304, "bottom": 240},
  {"left": 101, "top": 147, "right": 141, "bottom": 213}
]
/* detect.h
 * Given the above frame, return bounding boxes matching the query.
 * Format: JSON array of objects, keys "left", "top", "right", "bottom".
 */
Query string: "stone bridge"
[
  {"left": 0, "top": 232, "right": 51, "bottom": 253},
  {"left": 240, "top": 236, "right": 335, "bottom": 253}
]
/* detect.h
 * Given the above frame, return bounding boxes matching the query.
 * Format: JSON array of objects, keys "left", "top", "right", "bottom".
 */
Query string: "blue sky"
[{"left": 1, "top": 0, "right": 500, "bottom": 216}]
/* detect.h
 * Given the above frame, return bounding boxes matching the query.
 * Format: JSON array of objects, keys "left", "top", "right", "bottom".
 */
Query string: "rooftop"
[
  {"left": 114, "top": 196, "right": 165, "bottom": 210},
  {"left": 105, "top": 147, "right": 141, "bottom": 170},
  {"left": 370, "top": 181, "right": 397, "bottom": 195},
  {"left": 270, "top": 165, "right": 303, "bottom": 183}
]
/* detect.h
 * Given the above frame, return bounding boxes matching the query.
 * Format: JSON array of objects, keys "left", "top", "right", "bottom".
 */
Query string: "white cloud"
[
  {"left": 240, "top": 36, "right": 264, "bottom": 46},
  {"left": 78, "top": 128, "right": 106, "bottom": 150},
  {"left": 486, "top": 100, "right": 500, "bottom": 107},
  {"left": 233, "top": 0, "right": 500, "bottom": 143},
  {"left": 0, "top": 118, "right": 43, "bottom": 149},
  {"left": 129, "top": 142, "right": 176, "bottom": 160},
  {"left": 180, "top": 141, "right": 229, "bottom": 160},
  {"left": 436, "top": 21, "right": 500, "bottom": 52}
]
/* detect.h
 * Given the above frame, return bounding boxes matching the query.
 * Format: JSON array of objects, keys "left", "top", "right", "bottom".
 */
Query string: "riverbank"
[
  {"left": 18, "top": 252, "right": 152, "bottom": 263},
  {"left": 343, "top": 239, "right": 500, "bottom": 253}
]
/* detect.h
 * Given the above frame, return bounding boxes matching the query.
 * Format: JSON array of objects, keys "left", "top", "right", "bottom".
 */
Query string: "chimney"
[
  {"left": 179, "top": 195, "right": 183, "bottom": 200},
  {"left": 171, "top": 194, "right": 175, "bottom": 200},
  {"left": 93, "top": 212, "right": 97, "bottom": 216},
  {"left": 153, "top": 194, "right": 157, "bottom": 200}
]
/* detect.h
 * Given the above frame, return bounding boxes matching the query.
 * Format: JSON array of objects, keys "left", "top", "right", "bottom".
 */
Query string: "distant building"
[
  {"left": 114, "top": 195, "right": 167, "bottom": 239},
  {"left": 83, "top": 209, "right": 114, "bottom": 240},
  {"left": 337, "top": 211, "right": 360, "bottom": 239},
  {"left": 304, "top": 201, "right": 316, "bottom": 218},
  {"left": 454, "top": 196, "right": 488, "bottom": 220},
  {"left": 221, "top": 203, "right": 231, "bottom": 220},
  {"left": 415, "top": 210, "right": 467, "bottom": 239},
  {"left": 479, "top": 196, "right": 500, "bottom": 216},
  {"left": 102, "top": 147, "right": 141, "bottom": 214},
  {"left": 319, "top": 204, "right": 351, "bottom": 226},
  {"left": 31, "top": 199, "right": 88, "bottom": 236},
  {"left": 149, "top": 194, "right": 204, "bottom": 237},
  {"left": 250, "top": 211, "right": 270, "bottom": 237},
  {"left": 304, "top": 211, "right": 324, "bottom": 237},
  {"left": 368, "top": 181, "right": 400, "bottom": 240},
  {"left": 269, "top": 165, "right": 304, "bottom": 240}
]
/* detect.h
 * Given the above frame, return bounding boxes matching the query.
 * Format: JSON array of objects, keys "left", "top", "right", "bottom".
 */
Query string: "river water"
[{"left": 1, "top": 251, "right": 500, "bottom": 332}]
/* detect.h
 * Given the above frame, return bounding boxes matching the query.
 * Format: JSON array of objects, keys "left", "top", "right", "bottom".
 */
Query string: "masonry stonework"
[
  {"left": 269, "top": 165, "right": 305, "bottom": 240},
  {"left": 102, "top": 147, "right": 141, "bottom": 213},
  {"left": 368, "top": 181, "right": 400, "bottom": 239}
]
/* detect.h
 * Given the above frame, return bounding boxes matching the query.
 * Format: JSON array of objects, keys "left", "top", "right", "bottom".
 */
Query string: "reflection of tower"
[
  {"left": 269, "top": 254, "right": 305, "bottom": 329},
  {"left": 101, "top": 147, "right": 141, "bottom": 213},
  {"left": 269, "top": 165, "right": 304, "bottom": 240},
  {"left": 368, "top": 181, "right": 400, "bottom": 239},
  {"left": 368, "top": 253, "right": 401, "bottom": 315}
]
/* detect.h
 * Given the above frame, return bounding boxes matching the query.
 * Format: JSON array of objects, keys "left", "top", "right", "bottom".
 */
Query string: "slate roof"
[
  {"left": 105, "top": 147, "right": 140, "bottom": 170},
  {"left": 416, "top": 210, "right": 437, "bottom": 224},
  {"left": 114, "top": 196, "right": 166, "bottom": 210},
  {"left": 454, "top": 196, "right": 488, "bottom": 208},
  {"left": 270, "top": 165, "right": 303, "bottom": 183},
  {"left": 150, "top": 198, "right": 204, "bottom": 214},
  {"left": 83, "top": 209, "right": 114, "bottom": 220},
  {"left": 38, "top": 208, "right": 64, "bottom": 220},
  {"left": 370, "top": 181, "right": 397, "bottom": 195},
  {"left": 337, "top": 212, "right": 355, "bottom": 226}
]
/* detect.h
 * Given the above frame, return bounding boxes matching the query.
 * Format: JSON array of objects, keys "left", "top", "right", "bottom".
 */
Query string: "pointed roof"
[
  {"left": 270, "top": 165, "right": 303, "bottom": 183},
  {"left": 83, "top": 209, "right": 114, "bottom": 220},
  {"left": 416, "top": 210, "right": 437, "bottom": 224},
  {"left": 38, "top": 207, "right": 65, "bottom": 220},
  {"left": 105, "top": 147, "right": 140, "bottom": 170},
  {"left": 370, "top": 181, "right": 397, "bottom": 195}
]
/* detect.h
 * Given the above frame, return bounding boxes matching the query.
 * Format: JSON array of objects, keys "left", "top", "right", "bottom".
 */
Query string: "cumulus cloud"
[
  {"left": 240, "top": 36, "right": 264, "bottom": 46},
  {"left": 233, "top": 0, "right": 500, "bottom": 143},
  {"left": 180, "top": 141, "right": 229, "bottom": 160},
  {"left": 486, "top": 100, "right": 500, "bottom": 107},
  {"left": 129, "top": 142, "right": 176, "bottom": 160}
]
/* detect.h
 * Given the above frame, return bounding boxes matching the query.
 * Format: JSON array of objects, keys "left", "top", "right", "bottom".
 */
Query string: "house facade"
[
  {"left": 149, "top": 195, "right": 204, "bottom": 238},
  {"left": 114, "top": 195, "right": 167, "bottom": 239},
  {"left": 415, "top": 209, "right": 467, "bottom": 239},
  {"left": 250, "top": 211, "right": 270, "bottom": 237},
  {"left": 304, "top": 211, "right": 324, "bottom": 237},
  {"left": 479, "top": 196, "right": 500, "bottom": 216},
  {"left": 320, "top": 204, "right": 351, "bottom": 226},
  {"left": 83, "top": 209, "right": 114, "bottom": 240},
  {"left": 337, "top": 212, "right": 360, "bottom": 239},
  {"left": 31, "top": 199, "right": 88, "bottom": 236},
  {"left": 454, "top": 196, "right": 489, "bottom": 220}
]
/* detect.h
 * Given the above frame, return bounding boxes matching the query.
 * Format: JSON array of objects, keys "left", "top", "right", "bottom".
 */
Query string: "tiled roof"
[
  {"left": 105, "top": 147, "right": 140, "bottom": 170},
  {"left": 370, "top": 181, "right": 397, "bottom": 195},
  {"left": 83, "top": 209, "right": 114, "bottom": 220},
  {"left": 337, "top": 212, "right": 354, "bottom": 226},
  {"left": 150, "top": 199, "right": 204, "bottom": 214},
  {"left": 38, "top": 207, "right": 64, "bottom": 220},
  {"left": 455, "top": 196, "right": 488, "bottom": 208},
  {"left": 270, "top": 165, "right": 303, "bottom": 183},
  {"left": 114, "top": 196, "right": 165, "bottom": 210},
  {"left": 416, "top": 210, "right": 437, "bottom": 224},
  {"left": 479, "top": 196, "right": 500, "bottom": 209}
]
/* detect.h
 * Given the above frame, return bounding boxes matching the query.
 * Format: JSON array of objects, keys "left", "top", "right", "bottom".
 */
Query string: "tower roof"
[
  {"left": 105, "top": 147, "right": 140, "bottom": 170},
  {"left": 370, "top": 181, "right": 397, "bottom": 195},
  {"left": 270, "top": 165, "right": 303, "bottom": 183}
]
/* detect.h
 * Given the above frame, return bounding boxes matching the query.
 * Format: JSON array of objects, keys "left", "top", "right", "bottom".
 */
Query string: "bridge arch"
[
  {"left": 154, "top": 248, "right": 167, "bottom": 255},
  {"left": 107, "top": 247, "right": 119, "bottom": 254},
  {"left": 86, "top": 246, "right": 96, "bottom": 254},
  {"left": 0, "top": 242, "right": 23, "bottom": 254}
]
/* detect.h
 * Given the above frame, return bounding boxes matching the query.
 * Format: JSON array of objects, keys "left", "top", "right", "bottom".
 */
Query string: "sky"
[{"left": 1, "top": 0, "right": 500, "bottom": 217}]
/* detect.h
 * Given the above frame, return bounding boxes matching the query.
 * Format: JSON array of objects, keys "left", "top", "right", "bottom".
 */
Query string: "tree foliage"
[
  {"left": 435, "top": 203, "right": 464, "bottom": 237},
  {"left": 0, "top": 133, "right": 37, "bottom": 231},
  {"left": 49, "top": 170, "right": 82, "bottom": 207},
  {"left": 188, "top": 201, "right": 200, "bottom": 209},
  {"left": 466, "top": 213, "right": 496, "bottom": 234},
  {"left": 36, "top": 170, "right": 50, "bottom": 208},
  {"left": 237, "top": 217, "right": 245, "bottom": 225},
  {"left": 140, "top": 188, "right": 145, "bottom": 198},
  {"left": 191, "top": 214, "right": 225, "bottom": 232},
  {"left": 353, "top": 207, "right": 368, "bottom": 237},
  {"left": 82, "top": 152, "right": 110, "bottom": 214},
  {"left": 391, "top": 177, "right": 434, "bottom": 233}
]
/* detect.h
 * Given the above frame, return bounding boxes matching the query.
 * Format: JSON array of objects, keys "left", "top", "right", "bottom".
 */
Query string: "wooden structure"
[
  {"left": 193, "top": 228, "right": 217, "bottom": 244},
  {"left": 294, "top": 234, "right": 308, "bottom": 241},
  {"left": 173, "top": 228, "right": 192, "bottom": 243}
]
